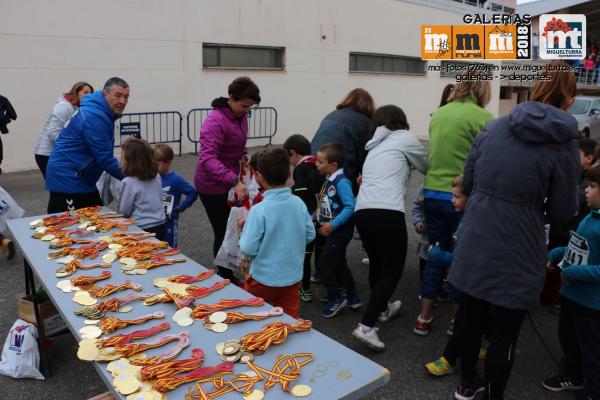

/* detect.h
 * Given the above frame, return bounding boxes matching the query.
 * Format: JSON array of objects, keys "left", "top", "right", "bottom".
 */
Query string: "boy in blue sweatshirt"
[
  {"left": 155, "top": 144, "right": 198, "bottom": 248},
  {"left": 542, "top": 163, "right": 600, "bottom": 400},
  {"left": 239, "top": 147, "right": 315, "bottom": 318},
  {"left": 315, "top": 143, "right": 361, "bottom": 318}
]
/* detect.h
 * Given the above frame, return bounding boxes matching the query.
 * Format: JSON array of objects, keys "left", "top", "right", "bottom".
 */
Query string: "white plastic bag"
[
  {"left": 96, "top": 172, "right": 122, "bottom": 206},
  {"left": 0, "top": 319, "right": 44, "bottom": 379},
  {"left": 0, "top": 185, "right": 25, "bottom": 233},
  {"left": 214, "top": 207, "right": 249, "bottom": 271},
  {"left": 227, "top": 166, "right": 260, "bottom": 207}
]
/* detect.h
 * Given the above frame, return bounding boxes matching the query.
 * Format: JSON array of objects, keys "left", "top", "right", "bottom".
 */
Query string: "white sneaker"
[
  {"left": 361, "top": 258, "right": 370, "bottom": 265},
  {"left": 378, "top": 300, "right": 402, "bottom": 323},
  {"left": 352, "top": 324, "right": 385, "bottom": 351}
]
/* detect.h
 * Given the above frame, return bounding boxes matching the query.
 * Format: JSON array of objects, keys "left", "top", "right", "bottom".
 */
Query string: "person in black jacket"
[
  {"left": 310, "top": 89, "right": 374, "bottom": 195},
  {"left": 284, "top": 134, "right": 325, "bottom": 302},
  {"left": 0, "top": 95, "right": 17, "bottom": 173}
]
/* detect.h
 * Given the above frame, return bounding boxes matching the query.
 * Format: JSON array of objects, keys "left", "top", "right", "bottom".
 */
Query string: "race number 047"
[{"left": 516, "top": 23, "right": 531, "bottom": 60}]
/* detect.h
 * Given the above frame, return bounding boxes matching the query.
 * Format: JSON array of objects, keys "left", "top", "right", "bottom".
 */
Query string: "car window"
[
  {"left": 569, "top": 99, "right": 591, "bottom": 114},
  {"left": 592, "top": 100, "right": 600, "bottom": 111}
]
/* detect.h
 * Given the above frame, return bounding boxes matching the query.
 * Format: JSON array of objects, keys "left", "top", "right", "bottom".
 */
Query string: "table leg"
[{"left": 23, "top": 259, "right": 48, "bottom": 378}]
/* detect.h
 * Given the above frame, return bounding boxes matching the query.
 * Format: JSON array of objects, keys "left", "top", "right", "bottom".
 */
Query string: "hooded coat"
[
  {"left": 448, "top": 101, "right": 580, "bottom": 310},
  {"left": 45, "top": 91, "right": 123, "bottom": 194},
  {"left": 194, "top": 97, "right": 248, "bottom": 195}
]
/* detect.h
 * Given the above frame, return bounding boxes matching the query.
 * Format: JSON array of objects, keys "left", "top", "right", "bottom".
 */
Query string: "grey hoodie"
[
  {"left": 355, "top": 126, "right": 427, "bottom": 213},
  {"left": 448, "top": 101, "right": 580, "bottom": 310}
]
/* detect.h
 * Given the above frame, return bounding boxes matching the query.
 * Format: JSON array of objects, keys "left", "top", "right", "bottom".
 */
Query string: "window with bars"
[
  {"left": 203, "top": 43, "right": 284, "bottom": 70},
  {"left": 349, "top": 52, "right": 426, "bottom": 75}
]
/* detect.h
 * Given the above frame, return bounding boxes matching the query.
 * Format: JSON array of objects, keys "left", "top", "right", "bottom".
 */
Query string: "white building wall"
[{"left": 0, "top": 0, "right": 499, "bottom": 172}]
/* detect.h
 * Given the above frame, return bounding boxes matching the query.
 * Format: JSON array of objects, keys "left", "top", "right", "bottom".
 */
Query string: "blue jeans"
[{"left": 423, "top": 198, "right": 459, "bottom": 250}]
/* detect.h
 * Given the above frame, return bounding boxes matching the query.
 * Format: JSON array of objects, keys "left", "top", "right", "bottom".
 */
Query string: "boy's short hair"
[
  {"left": 452, "top": 174, "right": 471, "bottom": 196},
  {"left": 154, "top": 144, "right": 174, "bottom": 162},
  {"left": 580, "top": 138, "right": 598, "bottom": 158},
  {"left": 257, "top": 147, "right": 290, "bottom": 186},
  {"left": 587, "top": 163, "right": 600, "bottom": 185},
  {"left": 317, "top": 143, "right": 345, "bottom": 167},
  {"left": 283, "top": 134, "right": 311, "bottom": 156}
]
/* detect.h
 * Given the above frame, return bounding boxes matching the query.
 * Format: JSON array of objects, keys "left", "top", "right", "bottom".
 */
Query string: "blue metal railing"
[
  {"left": 186, "top": 107, "right": 278, "bottom": 153},
  {"left": 114, "top": 111, "right": 183, "bottom": 155}
]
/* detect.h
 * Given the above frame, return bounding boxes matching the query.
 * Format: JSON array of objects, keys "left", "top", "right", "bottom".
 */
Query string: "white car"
[{"left": 568, "top": 96, "right": 600, "bottom": 138}]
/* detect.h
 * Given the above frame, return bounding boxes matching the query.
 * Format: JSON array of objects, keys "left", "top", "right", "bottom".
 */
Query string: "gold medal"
[
  {"left": 240, "top": 353, "right": 254, "bottom": 363},
  {"left": 244, "top": 389, "right": 265, "bottom": 400},
  {"left": 73, "top": 292, "right": 98, "bottom": 306},
  {"left": 98, "top": 235, "right": 112, "bottom": 243},
  {"left": 78, "top": 222, "right": 90, "bottom": 229},
  {"left": 211, "top": 322, "right": 228, "bottom": 333},
  {"left": 77, "top": 338, "right": 100, "bottom": 361},
  {"left": 55, "top": 255, "right": 76, "bottom": 264},
  {"left": 107, "top": 358, "right": 130, "bottom": 373},
  {"left": 291, "top": 384, "right": 312, "bottom": 397},
  {"left": 30, "top": 219, "right": 42, "bottom": 227},
  {"left": 79, "top": 326, "right": 102, "bottom": 339},
  {"left": 120, "top": 257, "right": 137, "bottom": 266},
  {"left": 117, "top": 376, "right": 141, "bottom": 395},
  {"left": 108, "top": 243, "right": 123, "bottom": 250},
  {"left": 41, "top": 234, "right": 56, "bottom": 241},
  {"left": 225, "top": 353, "right": 241, "bottom": 363},
  {"left": 133, "top": 268, "right": 148, "bottom": 275},
  {"left": 222, "top": 343, "right": 240, "bottom": 355},
  {"left": 35, "top": 226, "right": 47, "bottom": 233},
  {"left": 57, "top": 280, "right": 74, "bottom": 292},
  {"left": 118, "top": 306, "right": 133, "bottom": 313},
  {"left": 208, "top": 311, "right": 227, "bottom": 323},
  {"left": 84, "top": 319, "right": 100, "bottom": 325},
  {"left": 86, "top": 226, "right": 97, "bottom": 232},
  {"left": 102, "top": 253, "right": 117, "bottom": 263},
  {"left": 215, "top": 342, "right": 225, "bottom": 355}
]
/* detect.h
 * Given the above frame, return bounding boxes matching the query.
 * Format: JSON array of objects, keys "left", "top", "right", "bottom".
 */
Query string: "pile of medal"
[{"left": 215, "top": 339, "right": 258, "bottom": 364}]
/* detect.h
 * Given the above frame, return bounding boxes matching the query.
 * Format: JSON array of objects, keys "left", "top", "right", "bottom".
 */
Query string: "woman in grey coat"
[{"left": 448, "top": 62, "right": 580, "bottom": 400}]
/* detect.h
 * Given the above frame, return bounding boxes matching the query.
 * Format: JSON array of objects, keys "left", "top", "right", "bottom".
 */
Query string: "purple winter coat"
[{"left": 194, "top": 97, "right": 248, "bottom": 194}]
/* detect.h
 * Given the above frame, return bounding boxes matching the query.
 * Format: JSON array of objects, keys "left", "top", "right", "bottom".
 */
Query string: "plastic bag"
[
  {"left": 227, "top": 166, "right": 260, "bottom": 209},
  {"left": 214, "top": 207, "right": 249, "bottom": 271},
  {"left": 0, "top": 185, "right": 25, "bottom": 233},
  {"left": 0, "top": 319, "right": 44, "bottom": 379},
  {"left": 96, "top": 172, "right": 123, "bottom": 206}
]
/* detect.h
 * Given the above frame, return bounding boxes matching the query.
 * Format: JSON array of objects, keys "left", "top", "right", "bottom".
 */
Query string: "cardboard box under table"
[{"left": 7, "top": 214, "right": 389, "bottom": 399}]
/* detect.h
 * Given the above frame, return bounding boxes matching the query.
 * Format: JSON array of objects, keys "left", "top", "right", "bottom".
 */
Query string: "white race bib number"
[
  {"left": 162, "top": 193, "right": 174, "bottom": 219},
  {"left": 560, "top": 231, "right": 589, "bottom": 269}
]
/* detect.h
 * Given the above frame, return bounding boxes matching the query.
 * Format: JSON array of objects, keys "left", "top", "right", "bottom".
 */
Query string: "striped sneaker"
[{"left": 542, "top": 374, "right": 584, "bottom": 392}]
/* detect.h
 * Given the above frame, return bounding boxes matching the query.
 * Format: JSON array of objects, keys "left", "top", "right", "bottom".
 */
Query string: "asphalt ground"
[{"left": 0, "top": 152, "right": 575, "bottom": 400}]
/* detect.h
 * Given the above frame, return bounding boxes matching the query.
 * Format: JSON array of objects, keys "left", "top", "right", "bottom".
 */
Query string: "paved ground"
[{"left": 0, "top": 153, "right": 575, "bottom": 400}]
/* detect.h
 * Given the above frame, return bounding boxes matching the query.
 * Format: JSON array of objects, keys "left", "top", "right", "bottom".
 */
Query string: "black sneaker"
[{"left": 542, "top": 374, "right": 584, "bottom": 392}]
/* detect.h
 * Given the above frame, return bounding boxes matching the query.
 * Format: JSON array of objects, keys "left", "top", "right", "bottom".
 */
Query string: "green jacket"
[{"left": 424, "top": 96, "right": 494, "bottom": 193}]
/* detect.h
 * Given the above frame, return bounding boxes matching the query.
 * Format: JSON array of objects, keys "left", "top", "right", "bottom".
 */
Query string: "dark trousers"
[
  {"left": 47, "top": 191, "right": 103, "bottom": 214},
  {"left": 559, "top": 296, "right": 600, "bottom": 399},
  {"left": 423, "top": 198, "right": 459, "bottom": 250},
  {"left": 355, "top": 209, "right": 407, "bottom": 327},
  {"left": 35, "top": 154, "right": 49, "bottom": 179},
  {"left": 458, "top": 294, "right": 527, "bottom": 400},
  {"left": 317, "top": 234, "right": 356, "bottom": 301},
  {"left": 144, "top": 222, "right": 166, "bottom": 242},
  {"left": 302, "top": 229, "right": 325, "bottom": 290},
  {"left": 198, "top": 192, "right": 234, "bottom": 280}
]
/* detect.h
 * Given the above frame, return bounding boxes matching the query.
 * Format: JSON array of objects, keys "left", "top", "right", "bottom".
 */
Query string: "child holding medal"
[
  {"left": 542, "top": 163, "right": 600, "bottom": 400},
  {"left": 315, "top": 143, "right": 361, "bottom": 318}
]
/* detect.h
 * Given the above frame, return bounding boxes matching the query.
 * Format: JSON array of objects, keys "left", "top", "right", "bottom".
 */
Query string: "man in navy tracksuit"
[
  {"left": 315, "top": 143, "right": 360, "bottom": 318},
  {"left": 45, "top": 77, "right": 129, "bottom": 213}
]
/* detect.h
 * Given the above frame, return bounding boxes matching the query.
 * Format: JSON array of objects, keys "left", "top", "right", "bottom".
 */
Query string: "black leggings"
[
  {"left": 35, "top": 154, "right": 50, "bottom": 179},
  {"left": 355, "top": 209, "right": 408, "bottom": 327},
  {"left": 198, "top": 192, "right": 234, "bottom": 280},
  {"left": 458, "top": 293, "right": 527, "bottom": 400},
  {"left": 302, "top": 229, "right": 325, "bottom": 290}
]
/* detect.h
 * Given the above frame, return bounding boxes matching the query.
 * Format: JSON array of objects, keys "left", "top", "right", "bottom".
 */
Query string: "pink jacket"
[{"left": 194, "top": 99, "right": 248, "bottom": 194}]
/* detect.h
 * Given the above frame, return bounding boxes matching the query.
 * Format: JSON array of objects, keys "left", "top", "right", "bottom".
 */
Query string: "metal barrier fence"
[
  {"left": 114, "top": 111, "right": 183, "bottom": 155},
  {"left": 577, "top": 69, "right": 600, "bottom": 87},
  {"left": 186, "top": 107, "right": 278, "bottom": 153}
]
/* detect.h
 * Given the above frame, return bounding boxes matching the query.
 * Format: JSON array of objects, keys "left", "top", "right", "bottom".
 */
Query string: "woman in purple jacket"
[{"left": 194, "top": 76, "right": 261, "bottom": 281}]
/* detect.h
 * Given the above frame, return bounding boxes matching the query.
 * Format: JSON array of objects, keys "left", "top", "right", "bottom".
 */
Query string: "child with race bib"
[
  {"left": 154, "top": 144, "right": 198, "bottom": 248},
  {"left": 542, "top": 162, "right": 600, "bottom": 400}
]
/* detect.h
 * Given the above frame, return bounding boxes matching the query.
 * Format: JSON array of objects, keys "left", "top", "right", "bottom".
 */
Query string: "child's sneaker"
[
  {"left": 300, "top": 288, "right": 313, "bottom": 302},
  {"left": 361, "top": 258, "right": 370, "bottom": 265},
  {"left": 347, "top": 294, "right": 362, "bottom": 310},
  {"left": 425, "top": 356, "right": 455, "bottom": 377},
  {"left": 478, "top": 347, "right": 487, "bottom": 359},
  {"left": 319, "top": 287, "right": 347, "bottom": 302},
  {"left": 454, "top": 379, "right": 485, "bottom": 400},
  {"left": 541, "top": 373, "right": 584, "bottom": 392},
  {"left": 352, "top": 324, "right": 385, "bottom": 351},
  {"left": 321, "top": 296, "right": 347, "bottom": 318},
  {"left": 378, "top": 300, "right": 402, "bottom": 323},
  {"left": 413, "top": 313, "right": 436, "bottom": 336},
  {"left": 446, "top": 318, "right": 455, "bottom": 336}
]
